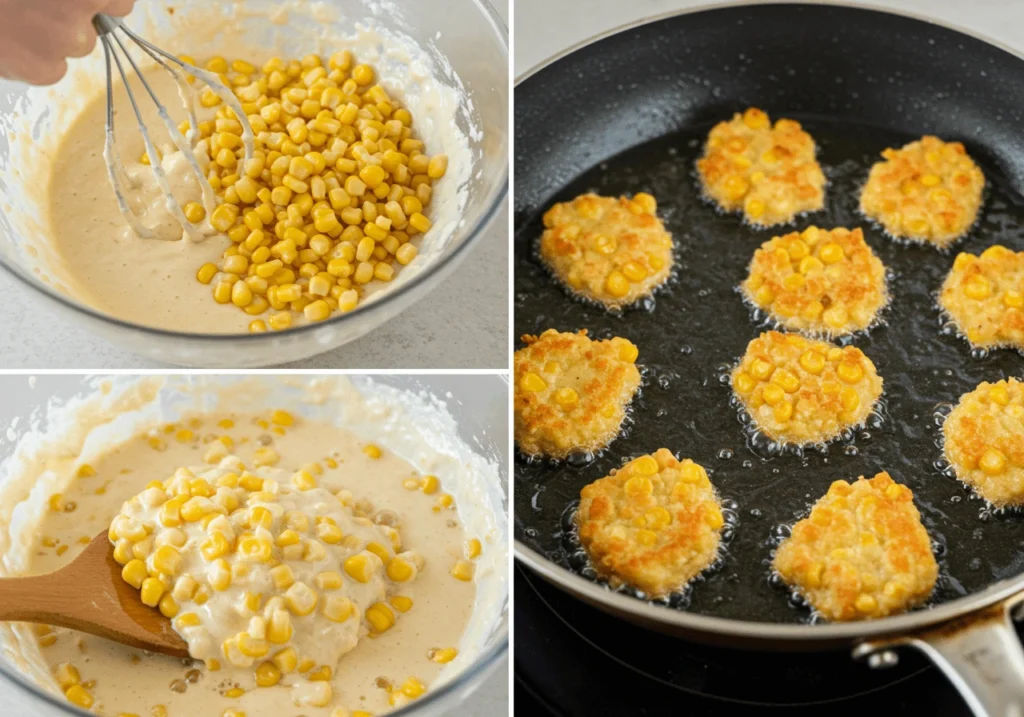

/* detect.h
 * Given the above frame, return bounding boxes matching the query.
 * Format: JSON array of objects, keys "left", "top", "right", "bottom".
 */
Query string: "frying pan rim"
[
  {"left": 513, "top": 0, "right": 1024, "bottom": 644},
  {"left": 514, "top": 0, "right": 1024, "bottom": 86}
]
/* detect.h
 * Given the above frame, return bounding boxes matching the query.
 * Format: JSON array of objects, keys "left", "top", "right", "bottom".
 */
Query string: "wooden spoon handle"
[
  {"left": 0, "top": 536, "right": 188, "bottom": 657},
  {"left": 0, "top": 572, "right": 73, "bottom": 625},
  {"left": 0, "top": 564, "right": 143, "bottom": 639}
]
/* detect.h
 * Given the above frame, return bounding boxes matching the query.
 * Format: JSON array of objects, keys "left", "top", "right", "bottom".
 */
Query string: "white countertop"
[{"left": 0, "top": 1, "right": 509, "bottom": 370}]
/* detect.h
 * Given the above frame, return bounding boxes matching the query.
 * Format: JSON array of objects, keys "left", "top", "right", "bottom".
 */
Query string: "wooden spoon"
[{"left": 0, "top": 532, "right": 189, "bottom": 657}]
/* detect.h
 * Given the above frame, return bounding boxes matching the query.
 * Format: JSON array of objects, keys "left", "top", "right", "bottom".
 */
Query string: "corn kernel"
[
  {"left": 365, "top": 602, "right": 395, "bottom": 633},
  {"left": 344, "top": 554, "right": 375, "bottom": 583},
  {"left": 55, "top": 663, "right": 81, "bottom": 690},
  {"left": 322, "top": 595, "right": 355, "bottom": 623},
  {"left": 451, "top": 560, "right": 474, "bottom": 582},
  {"left": 267, "top": 609, "right": 293, "bottom": 644},
  {"left": 285, "top": 581, "right": 319, "bottom": 616},
  {"left": 399, "top": 677, "right": 427, "bottom": 700},
  {"left": 980, "top": 449, "right": 1007, "bottom": 475},
  {"left": 159, "top": 593, "right": 179, "bottom": 619},
  {"left": 121, "top": 559, "right": 148, "bottom": 589},
  {"left": 176, "top": 612, "right": 201, "bottom": 628},
  {"left": 270, "top": 564, "right": 295, "bottom": 590},
  {"left": 255, "top": 660, "right": 282, "bottom": 687},
  {"left": 605, "top": 271, "right": 629, "bottom": 298},
  {"left": 430, "top": 647, "right": 458, "bottom": 663},
  {"left": 65, "top": 685, "right": 94, "bottom": 708},
  {"left": 272, "top": 647, "right": 298, "bottom": 674},
  {"left": 140, "top": 577, "right": 165, "bottom": 607},
  {"left": 840, "top": 387, "right": 861, "bottom": 413},
  {"left": 237, "top": 632, "right": 270, "bottom": 658},
  {"left": 389, "top": 595, "right": 413, "bottom": 613},
  {"left": 837, "top": 362, "right": 864, "bottom": 384},
  {"left": 386, "top": 556, "right": 415, "bottom": 582}
]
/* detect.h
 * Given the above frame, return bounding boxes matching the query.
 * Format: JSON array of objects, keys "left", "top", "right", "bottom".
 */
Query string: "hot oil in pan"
[{"left": 514, "top": 118, "right": 1024, "bottom": 625}]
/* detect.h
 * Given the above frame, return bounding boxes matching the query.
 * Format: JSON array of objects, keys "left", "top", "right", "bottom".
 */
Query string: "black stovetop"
[{"left": 514, "top": 564, "right": 980, "bottom": 716}]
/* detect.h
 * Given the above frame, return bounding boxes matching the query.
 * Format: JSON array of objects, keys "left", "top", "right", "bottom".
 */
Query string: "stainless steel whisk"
[{"left": 92, "top": 14, "right": 254, "bottom": 242}]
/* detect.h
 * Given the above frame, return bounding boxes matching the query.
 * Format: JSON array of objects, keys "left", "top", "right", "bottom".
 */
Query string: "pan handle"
[{"left": 854, "top": 599, "right": 1024, "bottom": 716}]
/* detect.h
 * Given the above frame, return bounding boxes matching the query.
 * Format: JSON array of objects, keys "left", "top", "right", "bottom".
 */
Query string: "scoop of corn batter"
[
  {"left": 697, "top": 107, "right": 825, "bottom": 227},
  {"left": 939, "top": 245, "right": 1024, "bottom": 352},
  {"left": 773, "top": 472, "right": 938, "bottom": 621},
  {"left": 859, "top": 135, "right": 984, "bottom": 248},
  {"left": 109, "top": 456, "right": 422, "bottom": 706},
  {"left": 742, "top": 226, "right": 888, "bottom": 336},
  {"left": 577, "top": 449, "right": 723, "bottom": 597},
  {"left": 514, "top": 329, "right": 641, "bottom": 458},
  {"left": 539, "top": 193, "right": 674, "bottom": 308},
  {"left": 731, "top": 331, "right": 883, "bottom": 445},
  {"left": 943, "top": 377, "right": 1024, "bottom": 506}
]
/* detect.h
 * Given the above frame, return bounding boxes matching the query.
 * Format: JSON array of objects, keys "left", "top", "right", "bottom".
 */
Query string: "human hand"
[{"left": 0, "top": 0, "right": 135, "bottom": 85}]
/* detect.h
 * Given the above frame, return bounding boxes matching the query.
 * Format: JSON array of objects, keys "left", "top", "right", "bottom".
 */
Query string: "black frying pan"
[{"left": 513, "top": 3, "right": 1024, "bottom": 714}]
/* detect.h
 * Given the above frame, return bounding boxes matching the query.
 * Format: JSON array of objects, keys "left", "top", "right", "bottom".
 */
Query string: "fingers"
[
  {"left": 0, "top": 56, "right": 68, "bottom": 86},
  {"left": 66, "top": 27, "right": 99, "bottom": 59},
  {"left": 101, "top": 0, "right": 136, "bottom": 17},
  {"left": 0, "top": 0, "right": 134, "bottom": 87}
]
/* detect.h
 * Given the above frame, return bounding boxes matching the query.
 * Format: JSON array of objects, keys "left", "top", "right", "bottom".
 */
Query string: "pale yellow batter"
[
  {"left": 29, "top": 411, "right": 480, "bottom": 716},
  {"left": 48, "top": 69, "right": 244, "bottom": 332}
]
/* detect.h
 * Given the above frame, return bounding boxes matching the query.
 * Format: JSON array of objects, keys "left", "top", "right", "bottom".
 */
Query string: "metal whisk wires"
[{"left": 92, "top": 14, "right": 254, "bottom": 242}]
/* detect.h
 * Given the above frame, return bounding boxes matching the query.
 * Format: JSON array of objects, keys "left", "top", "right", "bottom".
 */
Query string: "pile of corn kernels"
[{"left": 174, "top": 52, "right": 448, "bottom": 332}]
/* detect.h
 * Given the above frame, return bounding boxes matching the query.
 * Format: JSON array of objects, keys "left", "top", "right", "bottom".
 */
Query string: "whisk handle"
[{"left": 93, "top": 14, "right": 120, "bottom": 35}]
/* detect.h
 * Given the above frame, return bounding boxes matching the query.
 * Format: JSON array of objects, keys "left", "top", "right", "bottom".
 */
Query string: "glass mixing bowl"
[
  {"left": 0, "top": 373, "right": 509, "bottom": 716},
  {"left": 0, "top": 0, "right": 508, "bottom": 367}
]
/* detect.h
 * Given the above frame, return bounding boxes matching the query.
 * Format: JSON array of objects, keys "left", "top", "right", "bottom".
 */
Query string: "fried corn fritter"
[
  {"left": 514, "top": 329, "right": 641, "bottom": 458},
  {"left": 577, "top": 449, "right": 723, "bottom": 597},
  {"left": 773, "top": 472, "right": 938, "bottom": 621},
  {"left": 731, "top": 331, "right": 883, "bottom": 445},
  {"left": 697, "top": 107, "right": 826, "bottom": 227},
  {"left": 943, "top": 377, "right": 1024, "bottom": 506},
  {"left": 939, "top": 245, "right": 1024, "bottom": 352},
  {"left": 742, "top": 226, "right": 888, "bottom": 336},
  {"left": 539, "top": 193, "right": 674, "bottom": 308},
  {"left": 860, "top": 135, "right": 984, "bottom": 248}
]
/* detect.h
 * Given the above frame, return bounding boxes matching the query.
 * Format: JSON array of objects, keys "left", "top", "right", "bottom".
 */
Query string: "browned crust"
[
  {"left": 773, "top": 472, "right": 938, "bottom": 621},
  {"left": 539, "top": 193, "right": 674, "bottom": 308},
  {"left": 697, "top": 107, "right": 825, "bottom": 227},
  {"left": 741, "top": 226, "right": 888, "bottom": 335},
  {"left": 859, "top": 135, "right": 984, "bottom": 247},
  {"left": 514, "top": 329, "right": 641, "bottom": 458},
  {"left": 577, "top": 449, "right": 722, "bottom": 596},
  {"left": 939, "top": 245, "right": 1024, "bottom": 350}
]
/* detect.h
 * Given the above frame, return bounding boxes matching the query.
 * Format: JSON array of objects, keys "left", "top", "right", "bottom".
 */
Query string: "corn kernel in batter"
[
  {"left": 514, "top": 329, "right": 641, "bottom": 458},
  {"left": 773, "top": 472, "right": 937, "bottom": 621},
  {"left": 943, "top": 377, "right": 1024, "bottom": 506},
  {"left": 939, "top": 245, "right": 1024, "bottom": 352},
  {"left": 731, "top": 331, "right": 883, "bottom": 445},
  {"left": 696, "top": 107, "right": 825, "bottom": 227},
  {"left": 577, "top": 449, "right": 723, "bottom": 597},
  {"left": 539, "top": 193, "right": 674, "bottom": 308},
  {"left": 859, "top": 135, "right": 984, "bottom": 248},
  {"left": 742, "top": 226, "right": 888, "bottom": 336}
]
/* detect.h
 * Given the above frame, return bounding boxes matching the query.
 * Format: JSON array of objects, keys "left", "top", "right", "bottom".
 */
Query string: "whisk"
[{"left": 92, "top": 14, "right": 254, "bottom": 242}]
